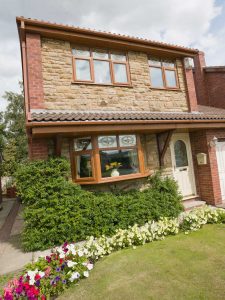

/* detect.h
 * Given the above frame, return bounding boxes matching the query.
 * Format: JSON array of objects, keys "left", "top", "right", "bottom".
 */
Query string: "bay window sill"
[{"left": 74, "top": 171, "right": 152, "bottom": 185}]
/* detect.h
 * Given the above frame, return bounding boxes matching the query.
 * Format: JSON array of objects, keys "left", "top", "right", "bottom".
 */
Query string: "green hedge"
[{"left": 16, "top": 158, "right": 183, "bottom": 251}]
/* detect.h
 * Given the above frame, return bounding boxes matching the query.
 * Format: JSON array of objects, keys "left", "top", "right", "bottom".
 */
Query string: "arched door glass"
[{"left": 174, "top": 140, "right": 188, "bottom": 167}]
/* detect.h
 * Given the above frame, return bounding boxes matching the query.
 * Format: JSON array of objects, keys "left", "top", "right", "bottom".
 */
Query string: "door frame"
[
  {"left": 216, "top": 141, "right": 225, "bottom": 201},
  {"left": 170, "top": 133, "right": 197, "bottom": 199}
]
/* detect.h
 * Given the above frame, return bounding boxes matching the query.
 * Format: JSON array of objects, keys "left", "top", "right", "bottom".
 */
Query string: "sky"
[{"left": 0, "top": 0, "right": 225, "bottom": 111}]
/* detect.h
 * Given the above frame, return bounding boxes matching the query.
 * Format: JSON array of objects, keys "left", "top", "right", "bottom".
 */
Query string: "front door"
[
  {"left": 216, "top": 141, "right": 225, "bottom": 201},
  {"left": 170, "top": 133, "right": 196, "bottom": 198}
]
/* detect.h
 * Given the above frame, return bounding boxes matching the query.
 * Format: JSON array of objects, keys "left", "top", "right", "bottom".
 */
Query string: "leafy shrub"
[{"left": 16, "top": 158, "right": 183, "bottom": 251}]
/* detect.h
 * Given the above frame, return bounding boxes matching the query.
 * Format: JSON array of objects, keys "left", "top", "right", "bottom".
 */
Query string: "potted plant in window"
[{"left": 105, "top": 162, "right": 122, "bottom": 177}]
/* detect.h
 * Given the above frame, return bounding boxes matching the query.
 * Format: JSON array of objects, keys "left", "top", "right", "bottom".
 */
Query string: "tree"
[
  {"left": 0, "top": 112, "right": 5, "bottom": 208},
  {"left": 2, "top": 83, "right": 28, "bottom": 177}
]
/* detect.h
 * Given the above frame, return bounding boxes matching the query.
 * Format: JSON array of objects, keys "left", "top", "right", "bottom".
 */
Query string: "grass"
[{"left": 58, "top": 224, "right": 225, "bottom": 300}]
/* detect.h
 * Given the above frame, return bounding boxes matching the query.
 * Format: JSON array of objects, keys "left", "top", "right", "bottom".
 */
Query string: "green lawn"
[{"left": 59, "top": 224, "right": 225, "bottom": 300}]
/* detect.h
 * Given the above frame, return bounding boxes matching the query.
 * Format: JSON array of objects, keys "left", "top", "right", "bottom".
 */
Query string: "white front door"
[
  {"left": 170, "top": 133, "right": 196, "bottom": 198},
  {"left": 216, "top": 141, "right": 225, "bottom": 201}
]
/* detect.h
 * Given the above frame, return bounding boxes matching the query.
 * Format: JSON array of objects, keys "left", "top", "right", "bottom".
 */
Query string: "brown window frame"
[
  {"left": 148, "top": 58, "right": 179, "bottom": 90},
  {"left": 70, "top": 134, "right": 148, "bottom": 185},
  {"left": 72, "top": 47, "right": 131, "bottom": 86}
]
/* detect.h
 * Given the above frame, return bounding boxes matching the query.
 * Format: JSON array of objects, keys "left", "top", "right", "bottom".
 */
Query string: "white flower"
[
  {"left": 27, "top": 269, "right": 38, "bottom": 285},
  {"left": 38, "top": 271, "right": 45, "bottom": 278},
  {"left": 83, "top": 271, "right": 89, "bottom": 277},
  {"left": 87, "top": 263, "right": 93, "bottom": 270},
  {"left": 67, "top": 260, "right": 78, "bottom": 268},
  {"left": 69, "top": 272, "right": 80, "bottom": 282},
  {"left": 78, "top": 250, "right": 84, "bottom": 257}
]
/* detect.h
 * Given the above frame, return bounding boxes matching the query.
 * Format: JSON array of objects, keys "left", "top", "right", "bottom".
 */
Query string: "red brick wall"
[
  {"left": 190, "top": 129, "right": 223, "bottom": 205},
  {"left": 184, "top": 68, "right": 198, "bottom": 111},
  {"left": 26, "top": 33, "right": 45, "bottom": 109},
  {"left": 29, "top": 139, "right": 48, "bottom": 160},
  {"left": 193, "top": 51, "right": 209, "bottom": 106},
  {"left": 205, "top": 69, "right": 225, "bottom": 108}
]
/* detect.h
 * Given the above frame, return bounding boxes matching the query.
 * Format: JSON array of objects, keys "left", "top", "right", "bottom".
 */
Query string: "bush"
[{"left": 16, "top": 158, "right": 183, "bottom": 251}]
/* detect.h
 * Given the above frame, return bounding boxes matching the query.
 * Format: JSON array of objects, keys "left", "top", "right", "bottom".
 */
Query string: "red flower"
[
  {"left": 59, "top": 258, "right": 64, "bottom": 265},
  {"left": 23, "top": 282, "right": 30, "bottom": 291},
  {"left": 35, "top": 274, "right": 41, "bottom": 280},
  {"left": 41, "top": 295, "right": 46, "bottom": 300}
]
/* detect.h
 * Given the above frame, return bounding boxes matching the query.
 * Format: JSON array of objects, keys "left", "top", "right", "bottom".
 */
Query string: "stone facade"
[{"left": 41, "top": 38, "right": 189, "bottom": 112}]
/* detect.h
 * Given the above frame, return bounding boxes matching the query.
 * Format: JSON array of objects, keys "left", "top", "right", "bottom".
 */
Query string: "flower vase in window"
[{"left": 105, "top": 162, "right": 122, "bottom": 177}]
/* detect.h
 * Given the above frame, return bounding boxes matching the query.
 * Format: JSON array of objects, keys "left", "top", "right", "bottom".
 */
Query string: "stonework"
[{"left": 41, "top": 38, "right": 189, "bottom": 112}]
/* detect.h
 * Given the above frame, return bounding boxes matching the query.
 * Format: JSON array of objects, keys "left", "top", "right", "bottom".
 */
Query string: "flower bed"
[{"left": 1, "top": 207, "right": 224, "bottom": 300}]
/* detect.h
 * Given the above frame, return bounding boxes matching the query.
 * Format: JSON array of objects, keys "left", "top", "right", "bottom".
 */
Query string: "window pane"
[
  {"left": 165, "top": 70, "right": 177, "bottom": 87},
  {"left": 74, "top": 137, "right": 92, "bottom": 151},
  {"left": 148, "top": 59, "right": 161, "bottom": 66},
  {"left": 93, "top": 51, "right": 109, "bottom": 59},
  {"left": 174, "top": 140, "right": 188, "bottom": 167},
  {"left": 119, "top": 135, "right": 136, "bottom": 147},
  {"left": 75, "top": 59, "right": 91, "bottom": 81},
  {"left": 150, "top": 67, "right": 164, "bottom": 88},
  {"left": 76, "top": 154, "right": 92, "bottom": 178},
  {"left": 98, "top": 136, "right": 117, "bottom": 148},
  {"left": 162, "top": 60, "right": 175, "bottom": 68},
  {"left": 94, "top": 60, "right": 111, "bottom": 83},
  {"left": 72, "top": 48, "right": 90, "bottom": 57},
  {"left": 100, "top": 149, "right": 139, "bottom": 178},
  {"left": 111, "top": 53, "right": 126, "bottom": 61},
  {"left": 114, "top": 63, "right": 128, "bottom": 83}
]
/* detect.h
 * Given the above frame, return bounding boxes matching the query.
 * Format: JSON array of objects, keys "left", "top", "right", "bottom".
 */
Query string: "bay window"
[
  {"left": 149, "top": 58, "right": 179, "bottom": 89},
  {"left": 71, "top": 134, "right": 146, "bottom": 184},
  {"left": 72, "top": 47, "right": 130, "bottom": 86}
]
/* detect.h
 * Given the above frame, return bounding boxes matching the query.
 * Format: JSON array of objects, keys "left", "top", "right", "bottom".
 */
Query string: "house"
[{"left": 16, "top": 17, "right": 225, "bottom": 207}]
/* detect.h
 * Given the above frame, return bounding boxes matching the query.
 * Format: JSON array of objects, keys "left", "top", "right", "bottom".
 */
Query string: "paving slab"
[{"left": 0, "top": 199, "right": 15, "bottom": 229}]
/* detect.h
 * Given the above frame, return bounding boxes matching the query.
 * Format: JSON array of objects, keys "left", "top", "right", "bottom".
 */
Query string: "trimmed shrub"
[{"left": 16, "top": 158, "right": 183, "bottom": 251}]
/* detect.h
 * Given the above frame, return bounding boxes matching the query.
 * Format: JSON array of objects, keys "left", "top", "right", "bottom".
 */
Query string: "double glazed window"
[
  {"left": 72, "top": 47, "right": 130, "bottom": 85},
  {"left": 72, "top": 134, "right": 145, "bottom": 183},
  {"left": 148, "top": 58, "right": 179, "bottom": 89}
]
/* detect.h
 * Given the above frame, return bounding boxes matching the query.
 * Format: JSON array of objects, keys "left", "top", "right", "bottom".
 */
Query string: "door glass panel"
[
  {"left": 76, "top": 154, "right": 92, "bottom": 178},
  {"left": 100, "top": 149, "right": 139, "bottom": 178},
  {"left": 174, "top": 140, "right": 188, "bottom": 167}
]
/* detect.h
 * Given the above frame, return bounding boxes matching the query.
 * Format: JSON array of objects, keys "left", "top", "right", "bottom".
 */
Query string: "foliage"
[
  {"left": 15, "top": 158, "right": 183, "bottom": 251},
  {"left": 1, "top": 207, "right": 225, "bottom": 299},
  {"left": 2, "top": 83, "right": 28, "bottom": 177},
  {"left": 1, "top": 243, "right": 93, "bottom": 300}
]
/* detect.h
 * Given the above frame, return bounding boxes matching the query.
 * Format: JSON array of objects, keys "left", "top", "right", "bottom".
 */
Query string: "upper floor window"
[
  {"left": 148, "top": 58, "right": 179, "bottom": 89},
  {"left": 72, "top": 47, "right": 130, "bottom": 86}
]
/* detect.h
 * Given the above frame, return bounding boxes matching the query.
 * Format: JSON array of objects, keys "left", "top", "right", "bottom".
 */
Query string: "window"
[
  {"left": 72, "top": 47, "right": 130, "bottom": 85},
  {"left": 148, "top": 58, "right": 179, "bottom": 89},
  {"left": 174, "top": 140, "right": 188, "bottom": 167},
  {"left": 71, "top": 134, "right": 146, "bottom": 184}
]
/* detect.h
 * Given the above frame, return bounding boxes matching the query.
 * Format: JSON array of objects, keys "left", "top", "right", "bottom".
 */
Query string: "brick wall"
[
  {"left": 30, "top": 138, "right": 48, "bottom": 160},
  {"left": 41, "top": 38, "right": 189, "bottom": 112},
  {"left": 184, "top": 68, "right": 198, "bottom": 111},
  {"left": 26, "top": 33, "right": 45, "bottom": 109},
  {"left": 190, "top": 129, "right": 223, "bottom": 205},
  {"left": 205, "top": 68, "right": 225, "bottom": 108}
]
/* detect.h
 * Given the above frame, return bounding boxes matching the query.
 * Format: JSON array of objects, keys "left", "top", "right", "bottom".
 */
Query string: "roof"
[
  {"left": 30, "top": 105, "right": 225, "bottom": 123},
  {"left": 16, "top": 17, "right": 198, "bottom": 56}
]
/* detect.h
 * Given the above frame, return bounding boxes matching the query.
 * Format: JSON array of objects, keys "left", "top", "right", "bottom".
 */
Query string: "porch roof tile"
[{"left": 30, "top": 105, "right": 225, "bottom": 123}]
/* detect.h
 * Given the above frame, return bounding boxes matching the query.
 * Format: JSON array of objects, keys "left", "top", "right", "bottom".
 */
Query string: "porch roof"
[{"left": 30, "top": 105, "right": 225, "bottom": 123}]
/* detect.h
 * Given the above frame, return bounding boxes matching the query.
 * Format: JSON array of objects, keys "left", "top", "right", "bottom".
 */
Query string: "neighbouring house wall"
[
  {"left": 40, "top": 38, "right": 189, "bottom": 112},
  {"left": 190, "top": 129, "right": 224, "bottom": 205},
  {"left": 194, "top": 51, "right": 225, "bottom": 109},
  {"left": 205, "top": 68, "right": 225, "bottom": 108}
]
